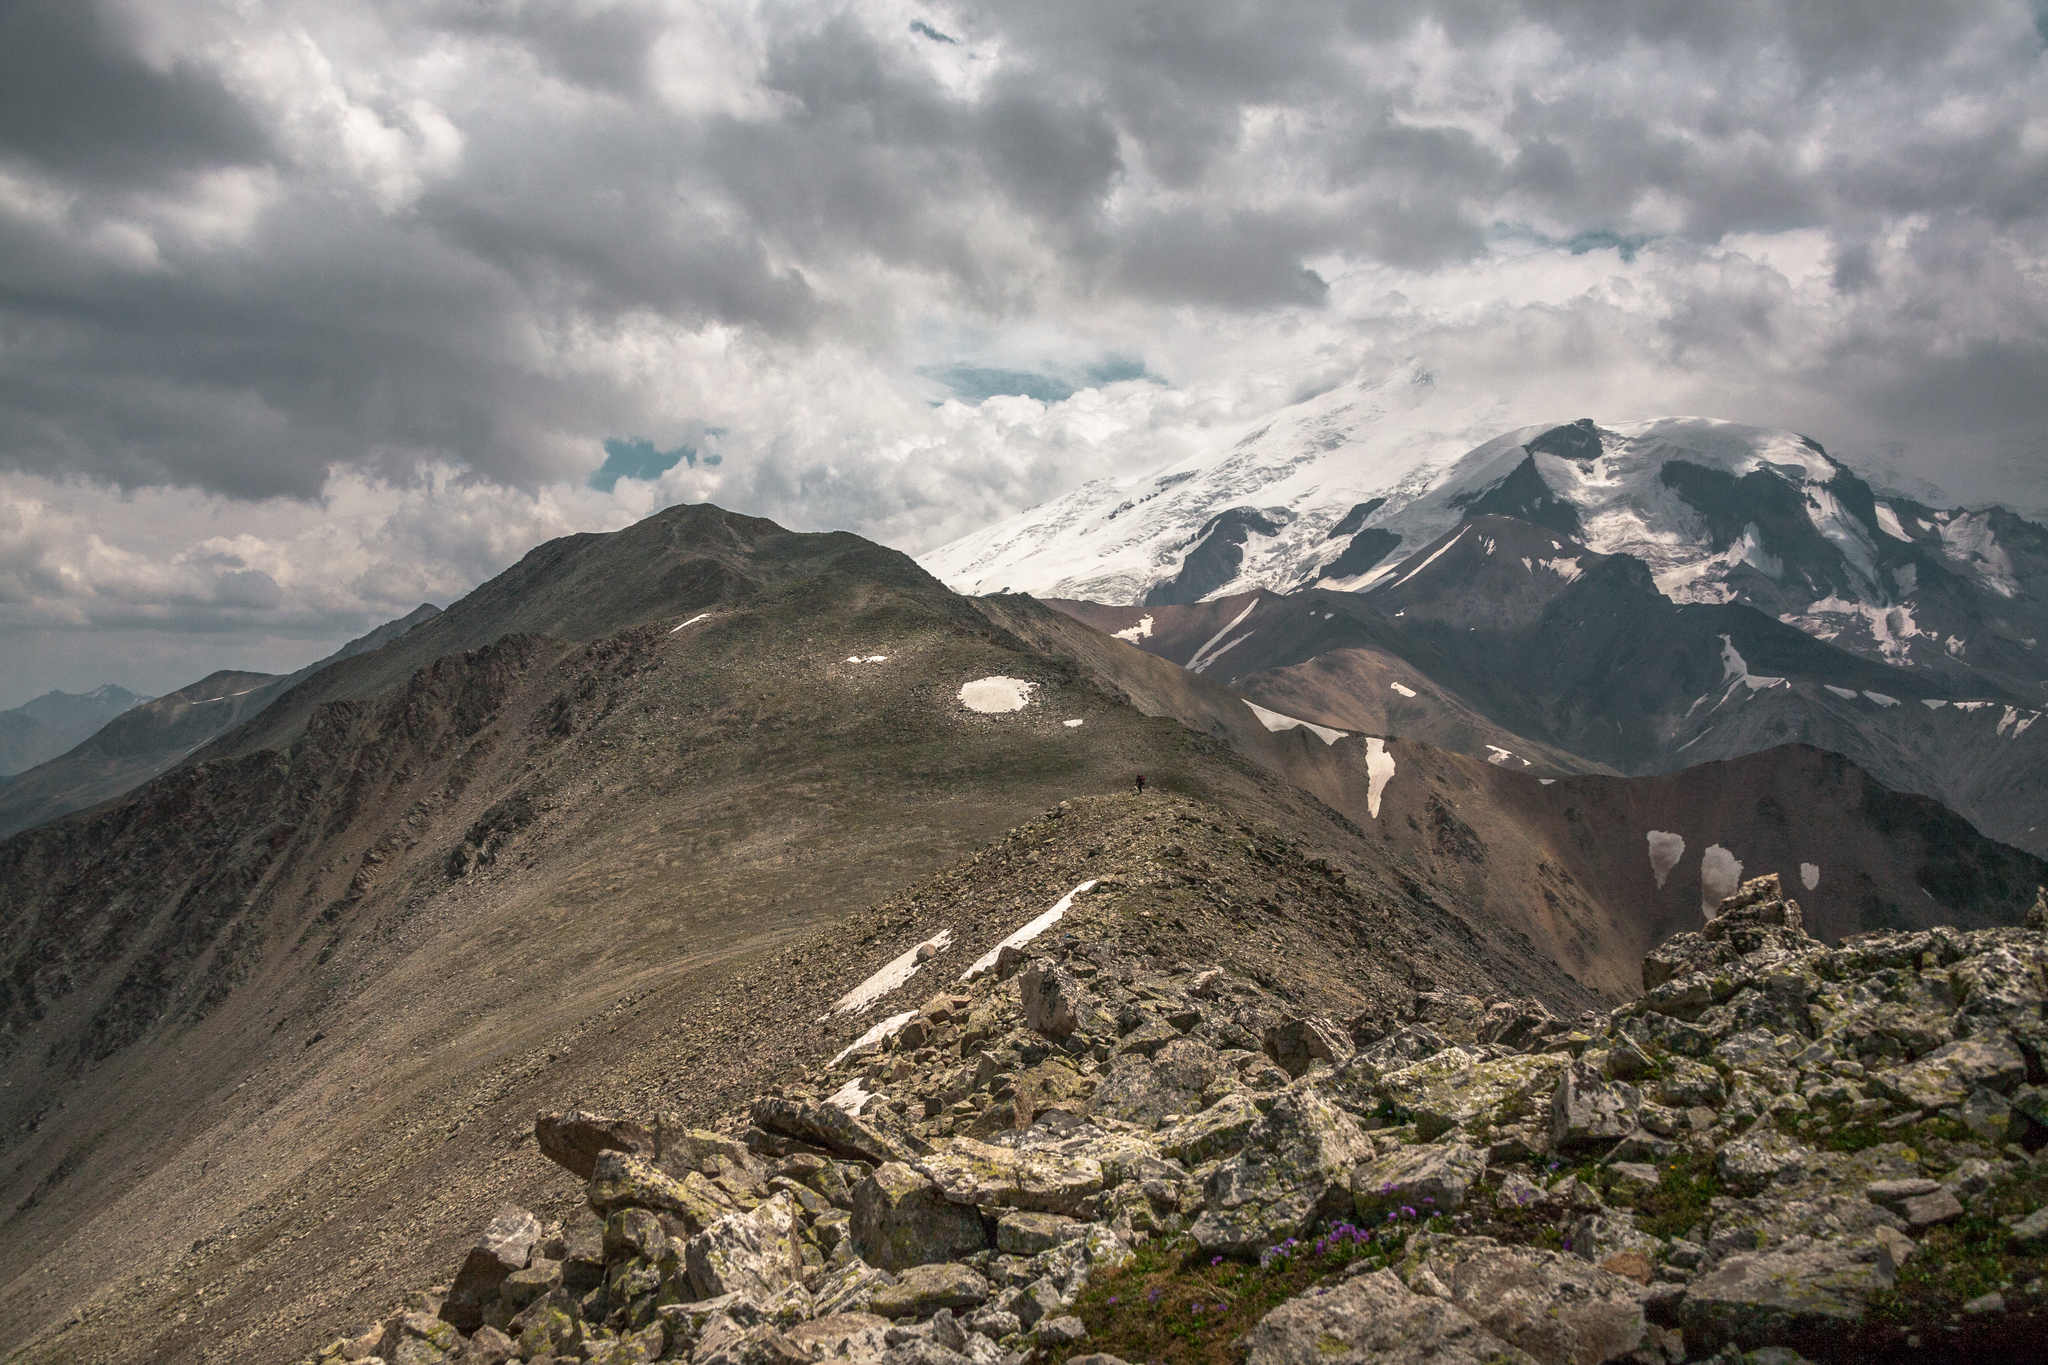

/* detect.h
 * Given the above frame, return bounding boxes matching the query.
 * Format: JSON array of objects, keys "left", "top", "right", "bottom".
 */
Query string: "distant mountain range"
[
  {"left": 0, "top": 684, "right": 146, "bottom": 777},
  {"left": 0, "top": 605, "right": 439, "bottom": 840},
  {"left": 922, "top": 370, "right": 2048, "bottom": 856}
]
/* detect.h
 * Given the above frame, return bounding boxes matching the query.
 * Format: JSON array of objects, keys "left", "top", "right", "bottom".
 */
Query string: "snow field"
[
  {"left": 821, "top": 930, "right": 955, "bottom": 1018},
  {"left": 1365, "top": 737, "right": 1395, "bottom": 818},
  {"left": 1243, "top": 700, "right": 1346, "bottom": 745},
  {"left": 958, "top": 677, "right": 1035, "bottom": 713}
]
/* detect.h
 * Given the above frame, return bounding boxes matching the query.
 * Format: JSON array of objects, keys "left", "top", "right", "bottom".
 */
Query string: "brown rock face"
[{"left": 535, "top": 1111, "right": 655, "bottom": 1180}]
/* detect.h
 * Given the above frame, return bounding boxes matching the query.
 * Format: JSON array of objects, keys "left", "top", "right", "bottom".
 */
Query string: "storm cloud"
[{"left": 2, "top": 0, "right": 2045, "bottom": 698}]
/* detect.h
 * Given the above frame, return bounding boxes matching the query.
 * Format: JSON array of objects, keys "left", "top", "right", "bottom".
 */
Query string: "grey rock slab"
[
  {"left": 1034, "top": 1315, "right": 1089, "bottom": 1347},
  {"left": 1675, "top": 1235, "right": 1898, "bottom": 1355},
  {"left": 1550, "top": 1064, "right": 1640, "bottom": 1155},
  {"left": 786, "top": 1312, "right": 892, "bottom": 1364},
  {"left": 1869, "top": 1034, "right": 2027, "bottom": 1110},
  {"left": 2010, "top": 1205, "right": 2048, "bottom": 1252},
  {"left": 869, "top": 1263, "right": 993, "bottom": 1319},
  {"left": 852, "top": 1162, "right": 990, "bottom": 1272},
  {"left": 1240, "top": 1267, "right": 1538, "bottom": 1365},
  {"left": 1899, "top": 1188, "right": 1964, "bottom": 1228},
  {"left": 917, "top": 1135, "right": 1102, "bottom": 1215},
  {"left": 996, "top": 1210, "right": 1078, "bottom": 1256},
  {"left": 1262, "top": 1015, "right": 1354, "bottom": 1076},
  {"left": 1157, "top": 1094, "right": 1259, "bottom": 1165},
  {"left": 1191, "top": 1080, "right": 1375, "bottom": 1255},
  {"left": 1020, "top": 959, "right": 1092, "bottom": 1037},
  {"left": 1352, "top": 1141, "right": 1488, "bottom": 1219},
  {"left": 1088, "top": 1037, "right": 1223, "bottom": 1127},
  {"left": 1715, "top": 1131, "right": 1813, "bottom": 1197},
  {"left": 1412, "top": 1237, "right": 1649, "bottom": 1365},
  {"left": 685, "top": 1191, "right": 808, "bottom": 1304},
  {"left": 753, "top": 1094, "right": 915, "bottom": 1167},
  {"left": 535, "top": 1111, "right": 655, "bottom": 1180},
  {"left": 440, "top": 1203, "right": 542, "bottom": 1332}
]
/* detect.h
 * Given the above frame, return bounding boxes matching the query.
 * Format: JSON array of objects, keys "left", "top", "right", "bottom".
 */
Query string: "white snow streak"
[
  {"left": 1388, "top": 526, "right": 1469, "bottom": 589},
  {"left": 1863, "top": 691, "right": 1899, "bottom": 707},
  {"left": 827, "top": 1078, "right": 876, "bottom": 1115},
  {"left": 962, "top": 880, "right": 1100, "bottom": 980},
  {"left": 1538, "top": 557, "right": 1585, "bottom": 583},
  {"left": 828, "top": 1012, "right": 916, "bottom": 1068},
  {"left": 822, "top": 930, "right": 955, "bottom": 1018},
  {"left": 669, "top": 613, "right": 711, "bottom": 633},
  {"left": 1825, "top": 685, "right": 1859, "bottom": 700},
  {"left": 1389, "top": 682, "right": 1418, "bottom": 698},
  {"left": 1873, "top": 503, "right": 1912, "bottom": 542},
  {"left": 1365, "top": 737, "right": 1395, "bottom": 818},
  {"left": 1112, "top": 615, "right": 1155, "bottom": 642},
  {"left": 1719, "top": 636, "right": 1785, "bottom": 691},
  {"left": 1801, "top": 863, "right": 1821, "bottom": 891},
  {"left": 1244, "top": 700, "right": 1346, "bottom": 744},
  {"left": 1063, "top": 718, "right": 1085, "bottom": 728},
  {"left": 1186, "top": 599, "right": 1259, "bottom": 673}
]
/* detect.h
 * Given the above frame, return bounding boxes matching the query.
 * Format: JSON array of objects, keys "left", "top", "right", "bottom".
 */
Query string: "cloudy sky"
[{"left": 3, "top": 0, "right": 2047, "bottom": 704}]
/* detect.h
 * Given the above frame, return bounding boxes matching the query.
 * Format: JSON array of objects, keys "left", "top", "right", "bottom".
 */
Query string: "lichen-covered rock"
[
  {"left": 685, "top": 1191, "right": 807, "bottom": 1304},
  {"left": 1378, "top": 1050, "right": 1566, "bottom": 1141},
  {"left": 1241, "top": 1267, "right": 1538, "bottom": 1365},
  {"left": 810, "top": 1259, "right": 897, "bottom": 1317},
  {"left": 1549, "top": 1063, "right": 1639, "bottom": 1154},
  {"left": 1087, "top": 1037, "right": 1222, "bottom": 1127},
  {"left": 918, "top": 1135, "right": 1102, "bottom": 1214},
  {"left": 1868, "top": 1034, "right": 2026, "bottom": 1110},
  {"left": 1408, "top": 1237, "right": 1647, "bottom": 1365},
  {"left": 852, "top": 1162, "right": 989, "bottom": 1271},
  {"left": 377, "top": 1311, "right": 463, "bottom": 1365},
  {"left": 1157, "top": 1093, "right": 1259, "bottom": 1164},
  {"left": 1191, "top": 1080, "right": 1374, "bottom": 1255},
  {"left": 1715, "top": 1130, "right": 1813, "bottom": 1197},
  {"left": 1353, "top": 1141, "right": 1488, "bottom": 1219},
  {"left": 1020, "top": 959, "right": 1092, "bottom": 1037},
  {"left": 786, "top": 1312, "right": 892, "bottom": 1363},
  {"left": 1675, "top": 1236, "right": 1898, "bottom": 1354},
  {"left": 867, "top": 1262, "right": 992, "bottom": 1318},
  {"left": 1262, "top": 1015, "right": 1354, "bottom": 1076},
  {"left": 588, "top": 1151, "right": 703, "bottom": 1221},
  {"left": 996, "top": 1210, "right": 1078, "bottom": 1255},
  {"left": 752, "top": 1094, "right": 916, "bottom": 1166}
]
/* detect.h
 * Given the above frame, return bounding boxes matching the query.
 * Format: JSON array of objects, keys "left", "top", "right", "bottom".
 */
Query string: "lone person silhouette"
[{"left": 1135, "top": 773, "right": 1146, "bottom": 795}]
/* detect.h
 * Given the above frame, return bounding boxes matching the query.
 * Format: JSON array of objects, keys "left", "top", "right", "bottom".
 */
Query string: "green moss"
[
  {"left": 1632, "top": 1151, "right": 1722, "bottom": 1240},
  {"left": 1064, "top": 1218, "right": 1446, "bottom": 1365}
]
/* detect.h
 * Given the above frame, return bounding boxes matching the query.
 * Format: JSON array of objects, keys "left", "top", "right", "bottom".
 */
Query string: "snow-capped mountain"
[{"left": 921, "top": 365, "right": 2048, "bottom": 699}]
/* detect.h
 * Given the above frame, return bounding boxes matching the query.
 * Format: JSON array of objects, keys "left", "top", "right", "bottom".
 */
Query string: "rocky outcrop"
[{"left": 300, "top": 873, "right": 2048, "bottom": 1365}]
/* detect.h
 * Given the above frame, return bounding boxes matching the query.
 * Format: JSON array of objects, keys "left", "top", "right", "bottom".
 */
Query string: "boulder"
[
  {"left": 851, "top": 1162, "right": 989, "bottom": 1271},
  {"left": 752, "top": 1094, "right": 915, "bottom": 1166},
  {"left": 1157, "top": 1094, "right": 1260, "bottom": 1164},
  {"left": 919, "top": 1135, "right": 1102, "bottom": 1215},
  {"left": 996, "top": 1211, "right": 1078, "bottom": 1256},
  {"left": 588, "top": 1151, "right": 703, "bottom": 1220},
  {"left": 685, "top": 1191, "right": 807, "bottom": 1304},
  {"left": 1676, "top": 1236, "right": 1897, "bottom": 1355},
  {"left": 867, "top": 1262, "right": 992, "bottom": 1318},
  {"left": 1410, "top": 1238, "right": 1648, "bottom": 1365},
  {"left": 1715, "top": 1131, "right": 1812, "bottom": 1197},
  {"left": 1020, "top": 959, "right": 1092, "bottom": 1037},
  {"left": 439, "top": 1203, "right": 541, "bottom": 1332},
  {"left": 1379, "top": 1051, "right": 1566, "bottom": 1141},
  {"left": 1241, "top": 1267, "right": 1537, "bottom": 1365},
  {"left": 1549, "top": 1064, "right": 1639, "bottom": 1154},
  {"left": 1191, "top": 1081, "right": 1375, "bottom": 1255},
  {"left": 1262, "top": 1016, "right": 1355, "bottom": 1076},
  {"left": 1869, "top": 1034, "right": 2026, "bottom": 1110},
  {"left": 536, "top": 1111, "right": 655, "bottom": 1180},
  {"left": 785, "top": 1312, "right": 891, "bottom": 1363},
  {"left": 1352, "top": 1142, "right": 1488, "bottom": 1219},
  {"left": 810, "top": 1259, "right": 898, "bottom": 1317},
  {"left": 1088, "top": 1038, "right": 1222, "bottom": 1127},
  {"left": 2009, "top": 1205, "right": 2048, "bottom": 1253},
  {"left": 378, "top": 1311, "right": 463, "bottom": 1365}
]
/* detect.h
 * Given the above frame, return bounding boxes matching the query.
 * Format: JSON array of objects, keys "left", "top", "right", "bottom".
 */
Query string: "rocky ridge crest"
[{"left": 304, "top": 877, "right": 2048, "bottom": 1365}]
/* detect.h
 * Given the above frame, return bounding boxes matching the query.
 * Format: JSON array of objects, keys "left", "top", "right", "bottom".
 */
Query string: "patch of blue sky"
[
  {"left": 919, "top": 353, "right": 1162, "bottom": 407},
  {"left": 589, "top": 438, "right": 719, "bottom": 492}
]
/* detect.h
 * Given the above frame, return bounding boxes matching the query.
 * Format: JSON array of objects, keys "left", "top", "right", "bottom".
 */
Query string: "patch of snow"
[
  {"left": 828, "top": 1012, "right": 916, "bottom": 1068},
  {"left": 1701, "top": 844, "right": 1744, "bottom": 916},
  {"left": 1873, "top": 503, "right": 1912, "bottom": 541},
  {"left": 1485, "top": 745, "right": 1515, "bottom": 766},
  {"left": 1647, "top": 831, "right": 1686, "bottom": 889},
  {"left": 1720, "top": 636, "right": 1786, "bottom": 691},
  {"left": 1365, "top": 737, "right": 1395, "bottom": 817},
  {"left": 1063, "top": 718, "right": 1085, "bottom": 728},
  {"left": 1195, "top": 631, "right": 1254, "bottom": 672},
  {"left": 1781, "top": 597, "right": 1929, "bottom": 667},
  {"left": 1863, "top": 691, "right": 1899, "bottom": 707},
  {"left": 1676, "top": 726, "right": 1713, "bottom": 751},
  {"left": 1244, "top": 700, "right": 1346, "bottom": 744},
  {"left": 959, "top": 677, "right": 1036, "bottom": 713},
  {"left": 669, "top": 613, "right": 712, "bottom": 633},
  {"left": 1111, "top": 615, "right": 1155, "bottom": 642},
  {"left": 1389, "top": 682, "right": 1418, "bottom": 698},
  {"left": 1938, "top": 511, "right": 2019, "bottom": 598},
  {"left": 1891, "top": 562, "right": 1917, "bottom": 592},
  {"left": 1538, "top": 557, "right": 1585, "bottom": 583},
  {"left": 2016, "top": 713, "right": 2039, "bottom": 738},
  {"left": 962, "top": 879, "right": 1100, "bottom": 980},
  {"left": 1946, "top": 635, "right": 1967, "bottom": 657},
  {"left": 1539, "top": 778, "right": 1557, "bottom": 785},
  {"left": 1922, "top": 699, "right": 1948, "bottom": 710},
  {"left": 846, "top": 655, "right": 890, "bottom": 663},
  {"left": 1824, "top": 685, "right": 1859, "bottom": 700},
  {"left": 827, "top": 1078, "right": 876, "bottom": 1115},
  {"left": 1954, "top": 701, "right": 1994, "bottom": 712},
  {"left": 1800, "top": 862, "right": 1820, "bottom": 891},
  {"left": 2000, "top": 706, "right": 2024, "bottom": 736},
  {"left": 1186, "top": 599, "right": 1259, "bottom": 673},
  {"left": 822, "top": 930, "right": 955, "bottom": 1018}
]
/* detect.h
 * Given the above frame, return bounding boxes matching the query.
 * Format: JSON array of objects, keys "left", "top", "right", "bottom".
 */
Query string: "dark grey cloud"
[{"left": 0, "top": 0, "right": 2042, "bottom": 514}]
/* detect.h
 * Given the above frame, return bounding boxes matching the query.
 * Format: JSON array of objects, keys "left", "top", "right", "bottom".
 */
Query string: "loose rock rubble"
[{"left": 302, "top": 875, "right": 2048, "bottom": 1364}]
